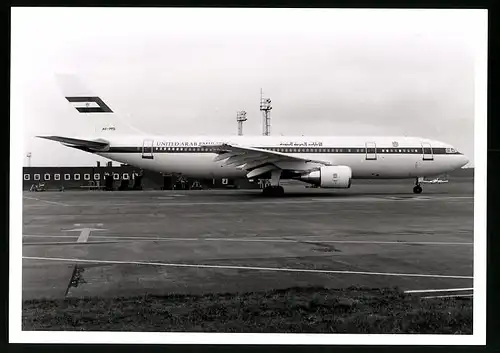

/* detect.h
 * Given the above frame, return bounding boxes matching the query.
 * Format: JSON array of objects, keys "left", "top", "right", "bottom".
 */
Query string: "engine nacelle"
[{"left": 298, "top": 166, "right": 352, "bottom": 188}]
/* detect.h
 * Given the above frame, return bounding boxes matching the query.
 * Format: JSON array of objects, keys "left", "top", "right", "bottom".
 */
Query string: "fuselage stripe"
[{"left": 88, "top": 146, "right": 461, "bottom": 155}]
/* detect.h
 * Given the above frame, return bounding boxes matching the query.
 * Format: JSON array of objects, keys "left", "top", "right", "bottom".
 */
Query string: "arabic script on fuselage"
[{"left": 278, "top": 141, "right": 323, "bottom": 147}]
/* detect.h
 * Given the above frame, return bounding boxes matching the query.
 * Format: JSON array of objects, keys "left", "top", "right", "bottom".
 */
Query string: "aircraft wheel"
[
  {"left": 262, "top": 186, "right": 284, "bottom": 196},
  {"left": 413, "top": 185, "right": 423, "bottom": 194}
]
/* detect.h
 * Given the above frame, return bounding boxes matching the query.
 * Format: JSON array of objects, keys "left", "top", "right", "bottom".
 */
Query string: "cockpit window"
[{"left": 446, "top": 147, "right": 457, "bottom": 153}]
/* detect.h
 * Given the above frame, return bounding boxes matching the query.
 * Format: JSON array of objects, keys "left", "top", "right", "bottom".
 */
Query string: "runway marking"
[
  {"left": 206, "top": 238, "right": 473, "bottom": 246},
  {"left": 311, "top": 196, "right": 473, "bottom": 203},
  {"left": 22, "top": 196, "right": 69, "bottom": 207},
  {"left": 404, "top": 287, "right": 473, "bottom": 294},
  {"left": 22, "top": 256, "right": 473, "bottom": 279},
  {"left": 73, "top": 200, "right": 336, "bottom": 207},
  {"left": 23, "top": 241, "right": 122, "bottom": 246},
  {"left": 421, "top": 294, "right": 474, "bottom": 299},
  {"left": 62, "top": 228, "right": 108, "bottom": 232},
  {"left": 73, "top": 223, "right": 103, "bottom": 227},
  {"left": 76, "top": 228, "right": 91, "bottom": 243},
  {"left": 23, "top": 235, "right": 78, "bottom": 238},
  {"left": 21, "top": 237, "right": 471, "bottom": 247},
  {"left": 53, "top": 196, "right": 473, "bottom": 208},
  {"left": 21, "top": 234, "right": 472, "bottom": 246}
]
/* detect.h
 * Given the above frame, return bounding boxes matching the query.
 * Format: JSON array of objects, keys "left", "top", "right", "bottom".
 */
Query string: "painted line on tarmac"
[
  {"left": 404, "top": 287, "right": 473, "bottom": 294},
  {"left": 73, "top": 223, "right": 104, "bottom": 227},
  {"left": 22, "top": 234, "right": 472, "bottom": 246},
  {"left": 25, "top": 196, "right": 474, "bottom": 207},
  {"left": 21, "top": 239, "right": 471, "bottom": 247},
  {"left": 76, "top": 228, "right": 92, "bottom": 243},
  {"left": 21, "top": 234, "right": 277, "bottom": 240},
  {"left": 421, "top": 294, "right": 474, "bottom": 299},
  {"left": 52, "top": 196, "right": 473, "bottom": 208},
  {"left": 22, "top": 256, "right": 473, "bottom": 279},
  {"left": 206, "top": 238, "right": 473, "bottom": 246},
  {"left": 65, "top": 200, "right": 335, "bottom": 207},
  {"left": 23, "top": 241, "right": 123, "bottom": 246},
  {"left": 23, "top": 196, "right": 69, "bottom": 207},
  {"left": 23, "top": 235, "right": 78, "bottom": 238},
  {"left": 437, "top": 195, "right": 474, "bottom": 198},
  {"left": 63, "top": 228, "right": 108, "bottom": 233},
  {"left": 26, "top": 234, "right": 471, "bottom": 246},
  {"left": 311, "top": 196, "right": 473, "bottom": 202}
]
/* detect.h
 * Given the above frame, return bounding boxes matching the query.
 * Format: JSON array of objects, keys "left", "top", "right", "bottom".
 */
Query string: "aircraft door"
[
  {"left": 142, "top": 139, "right": 154, "bottom": 160},
  {"left": 365, "top": 142, "right": 377, "bottom": 160},
  {"left": 421, "top": 142, "right": 434, "bottom": 161}
]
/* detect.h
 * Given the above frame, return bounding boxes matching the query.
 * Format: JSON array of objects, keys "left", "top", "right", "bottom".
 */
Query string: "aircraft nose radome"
[{"left": 461, "top": 155, "right": 470, "bottom": 167}]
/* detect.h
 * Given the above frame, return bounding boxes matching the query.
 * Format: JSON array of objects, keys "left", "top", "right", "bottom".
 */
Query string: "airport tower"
[
  {"left": 236, "top": 110, "right": 247, "bottom": 136},
  {"left": 260, "top": 89, "right": 272, "bottom": 136}
]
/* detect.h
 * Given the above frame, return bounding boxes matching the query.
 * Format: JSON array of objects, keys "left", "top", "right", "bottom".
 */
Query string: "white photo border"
[{"left": 10, "top": 7, "right": 488, "bottom": 345}]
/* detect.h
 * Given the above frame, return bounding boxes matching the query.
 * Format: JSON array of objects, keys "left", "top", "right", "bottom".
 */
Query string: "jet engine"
[{"left": 297, "top": 166, "right": 352, "bottom": 188}]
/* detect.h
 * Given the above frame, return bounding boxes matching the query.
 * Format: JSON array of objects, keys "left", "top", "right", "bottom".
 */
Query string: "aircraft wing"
[
  {"left": 207, "top": 143, "right": 332, "bottom": 178},
  {"left": 37, "top": 136, "right": 110, "bottom": 151}
]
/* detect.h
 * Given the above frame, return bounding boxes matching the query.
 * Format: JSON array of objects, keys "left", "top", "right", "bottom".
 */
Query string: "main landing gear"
[
  {"left": 263, "top": 185, "right": 285, "bottom": 196},
  {"left": 262, "top": 169, "right": 284, "bottom": 196},
  {"left": 413, "top": 177, "right": 423, "bottom": 194}
]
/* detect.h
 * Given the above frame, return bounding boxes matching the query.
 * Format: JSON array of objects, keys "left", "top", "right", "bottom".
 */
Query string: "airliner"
[{"left": 37, "top": 75, "right": 469, "bottom": 196}]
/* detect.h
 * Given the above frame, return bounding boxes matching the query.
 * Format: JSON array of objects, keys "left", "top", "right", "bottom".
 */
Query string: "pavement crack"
[
  {"left": 283, "top": 238, "right": 342, "bottom": 253},
  {"left": 65, "top": 265, "right": 86, "bottom": 297}
]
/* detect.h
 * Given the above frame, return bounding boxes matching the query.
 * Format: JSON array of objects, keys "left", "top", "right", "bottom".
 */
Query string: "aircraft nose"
[{"left": 460, "top": 154, "right": 469, "bottom": 167}]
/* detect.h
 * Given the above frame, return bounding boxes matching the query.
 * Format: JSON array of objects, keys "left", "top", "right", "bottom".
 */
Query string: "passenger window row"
[
  {"left": 155, "top": 147, "right": 217, "bottom": 152},
  {"left": 24, "top": 173, "right": 132, "bottom": 181}
]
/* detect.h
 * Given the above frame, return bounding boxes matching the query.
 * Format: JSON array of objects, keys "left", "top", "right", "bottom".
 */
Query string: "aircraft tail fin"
[{"left": 55, "top": 74, "right": 146, "bottom": 136}]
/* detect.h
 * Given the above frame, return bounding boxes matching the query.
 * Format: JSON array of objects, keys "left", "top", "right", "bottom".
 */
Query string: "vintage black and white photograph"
[{"left": 10, "top": 7, "right": 486, "bottom": 345}]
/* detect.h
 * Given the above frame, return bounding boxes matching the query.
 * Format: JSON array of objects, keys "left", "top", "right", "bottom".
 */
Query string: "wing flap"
[
  {"left": 207, "top": 143, "right": 331, "bottom": 177},
  {"left": 211, "top": 144, "right": 330, "bottom": 164},
  {"left": 247, "top": 165, "right": 277, "bottom": 179}
]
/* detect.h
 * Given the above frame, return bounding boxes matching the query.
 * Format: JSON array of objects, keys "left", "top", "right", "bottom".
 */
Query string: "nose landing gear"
[{"left": 413, "top": 177, "right": 423, "bottom": 194}]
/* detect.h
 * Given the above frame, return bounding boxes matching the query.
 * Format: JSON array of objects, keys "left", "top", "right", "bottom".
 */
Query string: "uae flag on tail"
[{"left": 65, "top": 96, "right": 113, "bottom": 113}]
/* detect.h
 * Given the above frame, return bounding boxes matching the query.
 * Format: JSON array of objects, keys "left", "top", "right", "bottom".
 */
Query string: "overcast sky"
[{"left": 11, "top": 8, "right": 484, "bottom": 167}]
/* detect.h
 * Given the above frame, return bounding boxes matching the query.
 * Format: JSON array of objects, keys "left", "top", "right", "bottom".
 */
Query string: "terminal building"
[
  {"left": 23, "top": 162, "right": 261, "bottom": 191},
  {"left": 22, "top": 160, "right": 473, "bottom": 192}
]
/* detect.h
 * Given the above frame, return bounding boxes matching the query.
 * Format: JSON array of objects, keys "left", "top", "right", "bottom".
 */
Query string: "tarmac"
[{"left": 21, "top": 179, "right": 474, "bottom": 301}]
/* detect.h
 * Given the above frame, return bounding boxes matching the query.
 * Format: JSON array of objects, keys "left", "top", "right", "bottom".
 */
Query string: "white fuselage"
[{"left": 76, "top": 135, "right": 468, "bottom": 180}]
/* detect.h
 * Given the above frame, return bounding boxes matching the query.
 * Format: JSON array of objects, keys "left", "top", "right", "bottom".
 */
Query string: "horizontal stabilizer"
[{"left": 37, "top": 136, "right": 110, "bottom": 151}]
